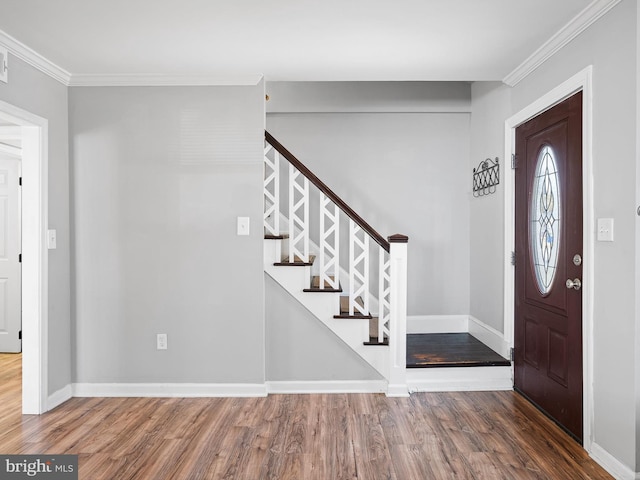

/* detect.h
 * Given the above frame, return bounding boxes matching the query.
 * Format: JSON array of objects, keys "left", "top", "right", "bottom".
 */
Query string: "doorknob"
[{"left": 566, "top": 278, "right": 582, "bottom": 290}]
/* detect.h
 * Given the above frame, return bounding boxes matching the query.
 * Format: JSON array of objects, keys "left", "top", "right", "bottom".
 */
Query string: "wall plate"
[{"left": 0, "top": 46, "right": 7, "bottom": 84}]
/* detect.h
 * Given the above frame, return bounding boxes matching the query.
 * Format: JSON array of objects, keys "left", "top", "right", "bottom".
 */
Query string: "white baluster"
[
  {"left": 289, "top": 164, "right": 309, "bottom": 263},
  {"left": 378, "top": 247, "right": 391, "bottom": 343},
  {"left": 320, "top": 194, "right": 340, "bottom": 290},
  {"left": 349, "top": 220, "right": 369, "bottom": 316},
  {"left": 263, "top": 145, "right": 280, "bottom": 236}
]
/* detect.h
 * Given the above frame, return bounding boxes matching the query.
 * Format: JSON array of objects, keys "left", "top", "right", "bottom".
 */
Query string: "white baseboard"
[
  {"left": 407, "top": 315, "right": 468, "bottom": 334},
  {"left": 47, "top": 384, "right": 73, "bottom": 411},
  {"left": 72, "top": 383, "right": 268, "bottom": 398},
  {"left": 468, "top": 316, "right": 511, "bottom": 359},
  {"left": 266, "top": 380, "right": 387, "bottom": 394},
  {"left": 407, "top": 366, "right": 512, "bottom": 392},
  {"left": 386, "top": 383, "right": 410, "bottom": 397},
  {"left": 590, "top": 442, "right": 637, "bottom": 480}
]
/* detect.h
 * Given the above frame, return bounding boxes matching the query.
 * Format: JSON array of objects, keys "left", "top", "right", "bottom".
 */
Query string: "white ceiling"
[{"left": 0, "top": 0, "right": 596, "bottom": 82}]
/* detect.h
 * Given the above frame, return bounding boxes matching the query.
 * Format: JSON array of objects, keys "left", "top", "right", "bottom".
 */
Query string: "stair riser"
[{"left": 406, "top": 366, "right": 512, "bottom": 392}]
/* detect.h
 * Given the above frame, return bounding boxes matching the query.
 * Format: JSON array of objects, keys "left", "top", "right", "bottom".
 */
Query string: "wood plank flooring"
[
  {"left": 407, "top": 333, "right": 511, "bottom": 368},
  {"left": 0, "top": 354, "right": 612, "bottom": 479}
]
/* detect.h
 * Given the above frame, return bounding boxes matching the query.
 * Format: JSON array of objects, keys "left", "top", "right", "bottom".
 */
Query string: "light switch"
[
  {"left": 597, "top": 218, "right": 614, "bottom": 242},
  {"left": 47, "top": 229, "right": 57, "bottom": 249},
  {"left": 237, "top": 217, "right": 250, "bottom": 236}
]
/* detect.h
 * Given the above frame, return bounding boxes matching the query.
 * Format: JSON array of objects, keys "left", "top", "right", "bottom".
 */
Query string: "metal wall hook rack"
[{"left": 473, "top": 157, "right": 499, "bottom": 197}]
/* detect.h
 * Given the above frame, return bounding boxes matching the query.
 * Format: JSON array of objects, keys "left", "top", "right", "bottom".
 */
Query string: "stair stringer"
[{"left": 264, "top": 239, "right": 390, "bottom": 381}]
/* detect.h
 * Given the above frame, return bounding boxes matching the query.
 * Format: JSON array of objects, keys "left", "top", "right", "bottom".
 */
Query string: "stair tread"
[
  {"left": 333, "top": 295, "right": 371, "bottom": 318},
  {"left": 274, "top": 254, "right": 316, "bottom": 266},
  {"left": 363, "top": 317, "right": 388, "bottom": 345},
  {"left": 264, "top": 233, "right": 289, "bottom": 240},
  {"left": 304, "top": 287, "right": 343, "bottom": 292},
  {"left": 364, "top": 336, "right": 389, "bottom": 346},
  {"left": 313, "top": 275, "right": 336, "bottom": 288},
  {"left": 333, "top": 313, "right": 372, "bottom": 319},
  {"left": 303, "top": 276, "right": 342, "bottom": 292}
]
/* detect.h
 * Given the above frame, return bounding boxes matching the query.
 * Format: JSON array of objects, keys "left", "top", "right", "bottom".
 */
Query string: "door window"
[{"left": 530, "top": 145, "right": 561, "bottom": 295}]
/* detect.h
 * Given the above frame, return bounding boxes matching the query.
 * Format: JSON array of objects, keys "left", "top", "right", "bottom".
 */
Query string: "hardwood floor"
[{"left": 0, "top": 354, "right": 612, "bottom": 479}]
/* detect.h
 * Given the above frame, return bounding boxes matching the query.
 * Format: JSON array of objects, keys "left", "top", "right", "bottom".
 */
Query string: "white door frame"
[
  {"left": 503, "top": 66, "right": 594, "bottom": 450},
  {"left": 0, "top": 99, "right": 48, "bottom": 414}
]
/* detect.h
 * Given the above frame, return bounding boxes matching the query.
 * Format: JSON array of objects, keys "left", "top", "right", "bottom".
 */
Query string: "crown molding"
[
  {"left": 503, "top": 0, "right": 622, "bottom": 87},
  {"left": 0, "top": 29, "right": 71, "bottom": 85},
  {"left": 0, "top": 28, "right": 262, "bottom": 87},
  {"left": 68, "top": 73, "right": 263, "bottom": 87}
]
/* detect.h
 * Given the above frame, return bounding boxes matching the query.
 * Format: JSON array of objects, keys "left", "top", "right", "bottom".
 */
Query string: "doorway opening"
[
  {"left": 504, "top": 66, "right": 594, "bottom": 450},
  {"left": 0, "top": 99, "right": 49, "bottom": 414},
  {"left": 0, "top": 127, "right": 22, "bottom": 354}
]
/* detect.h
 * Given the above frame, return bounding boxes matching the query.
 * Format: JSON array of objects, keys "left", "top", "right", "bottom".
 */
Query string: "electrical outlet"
[{"left": 157, "top": 333, "right": 167, "bottom": 350}]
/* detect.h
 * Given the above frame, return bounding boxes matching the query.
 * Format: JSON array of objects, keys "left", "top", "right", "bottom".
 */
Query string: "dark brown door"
[{"left": 514, "top": 91, "right": 583, "bottom": 442}]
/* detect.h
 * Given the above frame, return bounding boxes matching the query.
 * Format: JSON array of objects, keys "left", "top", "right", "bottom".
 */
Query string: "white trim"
[
  {"left": 72, "top": 383, "right": 268, "bottom": 398},
  {"left": 48, "top": 384, "right": 72, "bottom": 411},
  {"left": 468, "top": 316, "right": 510, "bottom": 360},
  {"left": 590, "top": 443, "right": 637, "bottom": 480},
  {"left": 0, "top": 142, "right": 21, "bottom": 157},
  {"left": 0, "top": 101, "right": 49, "bottom": 415},
  {"left": 388, "top": 241, "right": 408, "bottom": 397},
  {"left": 266, "top": 380, "right": 387, "bottom": 394},
  {"left": 0, "top": 28, "right": 263, "bottom": 87},
  {"left": 68, "top": 73, "right": 264, "bottom": 87},
  {"left": 0, "top": 126, "right": 23, "bottom": 141},
  {"left": 407, "top": 315, "right": 468, "bottom": 334},
  {"left": 503, "top": 0, "right": 622, "bottom": 86},
  {"left": 406, "top": 366, "right": 512, "bottom": 393},
  {"left": 0, "top": 29, "right": 71, "bottom": 85},
  {"left": 504, "top": 66, "right": 594, "bottom": 451}
]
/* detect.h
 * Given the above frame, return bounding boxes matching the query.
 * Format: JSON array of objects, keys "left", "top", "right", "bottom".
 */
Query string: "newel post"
[{"left": 387, "top": 234, "right": 409, "bottom": 397}]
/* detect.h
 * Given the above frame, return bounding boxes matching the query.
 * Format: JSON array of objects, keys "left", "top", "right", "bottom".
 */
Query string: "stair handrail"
[{"left": 265, "top": 131, "right": 390, "bottom": 253}]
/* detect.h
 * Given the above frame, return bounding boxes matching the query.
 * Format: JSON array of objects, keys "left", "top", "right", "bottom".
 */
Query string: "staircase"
[{"left": 263, "top": 132, "right": 409, "bottom": 396}]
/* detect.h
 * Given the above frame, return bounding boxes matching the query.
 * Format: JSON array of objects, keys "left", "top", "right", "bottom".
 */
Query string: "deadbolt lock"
[{"left": 573, "top": 254, "right": 582, "bottom": 266}]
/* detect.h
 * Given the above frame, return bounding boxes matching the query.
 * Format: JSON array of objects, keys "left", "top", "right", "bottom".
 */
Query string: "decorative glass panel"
[{"left": 530, "top": 145, "right": 561, "bottom": 295}]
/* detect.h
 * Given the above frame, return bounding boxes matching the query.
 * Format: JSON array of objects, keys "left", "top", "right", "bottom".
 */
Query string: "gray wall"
[
  {"left": 636, "top": 0, "right": 640, "bottom": 470},
  {"left": 265, "top": 275, "right": 381, "bottom": 381},
  {"left": 0, "top": 54, "right": 71, "bottom": 396},
  {"left": 69, "top": 84, "right": 265, "bottom": 383},
  {"left": 266, "top": 82, "right": 472, "bottom": 316},
  {"left": 469, "top": 82, "right": 511, "bottom": 332},
  {"left": 267, "top": 81, "right": 472, "bottom": 113}
]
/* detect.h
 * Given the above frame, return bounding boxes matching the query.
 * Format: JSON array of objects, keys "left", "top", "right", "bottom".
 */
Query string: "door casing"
[
  {"left": 503, "top": 66, "right": 594, "bottom": 451},
  {"left": 0, "top": 99, "right": 49, "bottom": 414}
]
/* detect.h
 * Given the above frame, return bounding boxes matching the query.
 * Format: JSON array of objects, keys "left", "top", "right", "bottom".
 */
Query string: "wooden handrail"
[{"left": 265, "top": 131, "right": 391, "bottom": 252}]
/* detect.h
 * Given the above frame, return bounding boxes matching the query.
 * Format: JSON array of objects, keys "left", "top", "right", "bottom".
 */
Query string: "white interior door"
[{"left": 0, "top": 155, "right": 21, "bottom": 353}]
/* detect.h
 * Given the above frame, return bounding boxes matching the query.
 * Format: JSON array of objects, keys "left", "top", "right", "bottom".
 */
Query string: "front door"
[{"left": 514, "top": 91, "right": 583, "bottom": 441}]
